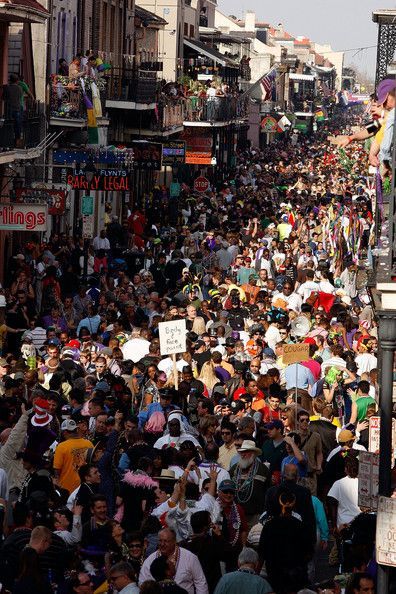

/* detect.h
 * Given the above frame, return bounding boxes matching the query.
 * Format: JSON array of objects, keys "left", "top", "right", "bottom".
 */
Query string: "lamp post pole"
[{"left": 82, "top": 163, "right": 96, "bottom": 280}]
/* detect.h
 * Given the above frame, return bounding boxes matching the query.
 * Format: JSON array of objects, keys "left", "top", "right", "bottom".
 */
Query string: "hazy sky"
[{"left": 218, "top": 0, "right": 396, "bottom": 74}]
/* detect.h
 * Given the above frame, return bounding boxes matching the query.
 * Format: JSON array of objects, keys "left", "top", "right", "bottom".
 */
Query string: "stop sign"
[{"left": 194, "top": 176, "right": 210, "bottom": 193}]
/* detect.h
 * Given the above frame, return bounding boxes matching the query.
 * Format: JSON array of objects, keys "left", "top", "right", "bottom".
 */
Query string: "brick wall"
[{"left": 77, "top": 0, "right": 134, "bottom": 67}]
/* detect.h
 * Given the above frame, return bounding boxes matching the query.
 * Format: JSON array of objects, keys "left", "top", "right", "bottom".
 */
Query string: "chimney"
[{"left": 244, "top": 11, "right": 256, "bottom": 31}]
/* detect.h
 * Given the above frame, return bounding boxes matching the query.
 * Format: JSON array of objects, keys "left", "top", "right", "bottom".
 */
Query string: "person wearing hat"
[
  {"left": 261, "top": 420, "right": 287, "bottom": 483},
  {"left": 19, "top": 449, "right": 54, "bottom": 504},
  {"left": 374, "top": 78, "right": 396, "bottom": 175},
  {"left": 53, "top": 419, "right": 93, "bottom": 494},
  {"left": 229, "top": 440, "right": 270, "bottom": 528}
]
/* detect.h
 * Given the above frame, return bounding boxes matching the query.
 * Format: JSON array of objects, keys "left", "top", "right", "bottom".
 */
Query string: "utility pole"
[{"left": 376, "top": 310, "right": 396, "bottom": 593}]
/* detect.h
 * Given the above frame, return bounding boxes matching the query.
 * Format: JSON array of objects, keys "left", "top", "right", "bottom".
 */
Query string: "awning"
[
  {"left": 183, "top": 38, "right": 238, "bottom": 67},
  {"left": 0, "top": 0, "right": 49, "bottom": 22},
  {"left": 289, "top": 73, "right": 316, "bottom": 81}
]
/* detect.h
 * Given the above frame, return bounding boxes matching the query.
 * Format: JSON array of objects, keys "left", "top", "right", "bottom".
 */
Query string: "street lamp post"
[{"left": 82, "top": 162, "right": 96, "bottom": 280}]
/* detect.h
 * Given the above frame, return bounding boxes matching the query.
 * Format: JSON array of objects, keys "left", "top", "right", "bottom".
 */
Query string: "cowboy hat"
[
  {"left": 237, "top": 439, "right": 261, "bottom": 455},
  {"left": 152, "top": 468, "right": 176, "bottom": 481}
]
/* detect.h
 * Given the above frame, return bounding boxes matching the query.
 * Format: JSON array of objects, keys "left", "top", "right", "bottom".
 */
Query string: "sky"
[{"left": 218, "top": 0, "right": 396, "bottom": 75}]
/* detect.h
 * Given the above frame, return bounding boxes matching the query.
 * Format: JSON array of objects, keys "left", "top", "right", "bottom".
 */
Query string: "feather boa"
[{"left": 122, "top": 471, "right": 159, "bottom": 489}]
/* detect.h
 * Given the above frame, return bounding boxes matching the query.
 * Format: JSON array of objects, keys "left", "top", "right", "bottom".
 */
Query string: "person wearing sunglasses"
[
  {"left": 297, "top": 410, "right": 323, "bottom": 496},
  {"left": 108, "top": 561, "right": 139, "bottom": 594},
  {"left": 218, "top": 420, "right": 238, "bottom": 471},
  {"left": 216, "top": 480, "right": 248, "bottom": 571}
]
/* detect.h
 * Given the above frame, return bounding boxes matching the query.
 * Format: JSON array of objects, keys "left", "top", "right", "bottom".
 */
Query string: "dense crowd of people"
[{"left": 0, "top": 83, "right": 391, "bottom": 594}]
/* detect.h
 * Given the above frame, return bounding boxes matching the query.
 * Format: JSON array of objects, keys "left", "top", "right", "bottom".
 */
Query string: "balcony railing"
[
  {"left": 50, "top": 76, "right": 85, "bottom": 120},
  {"left": 155, "top": 99, "right": 186, "bottom": 131},
  {"left": 0, "top": 107, "right": 42, "bottom": 152},
  {"left": 107, "top": 67, "right": 157, "bottom": 104},
  {"left": 183, "top": 95, "right": 249, "bottom": 123}
]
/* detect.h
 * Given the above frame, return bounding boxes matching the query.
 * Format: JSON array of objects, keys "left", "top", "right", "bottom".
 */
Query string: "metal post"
[
  {"left": 376, "top": 310, "right": 396, "bottom": 594},
  {"left": 83, "top": 237, "right": 89, "bottom": 280}
]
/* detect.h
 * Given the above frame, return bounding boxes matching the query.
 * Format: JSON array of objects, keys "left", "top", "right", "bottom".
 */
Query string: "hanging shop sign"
[
  {"left": 15, "top": 188, "right": 66, "bottom": 216},
  {"left": 162, "top": 141, "right": 186, "bottom": 165},
  {"left": 181, "top": 129, "right": 213, "bottom": 165},
  {"left": 131, "top": 141, "right": 162, "bottom": 170},
  {"left": 67, "top": 169, "right": 130, "bottom": 191},
  {"left": 0, "top": 203, "right": 48, "bottom": 231},
  {"left": 260, "top": 116, "right": 278, "bottom": 132}
]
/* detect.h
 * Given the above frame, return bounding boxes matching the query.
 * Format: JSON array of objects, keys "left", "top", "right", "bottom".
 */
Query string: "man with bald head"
[
  {"left": 139, "top": 528, "right": 208, "bottom": 594},
  {"left": 264, "top": 463, "right": 317, "bottom": 548}
]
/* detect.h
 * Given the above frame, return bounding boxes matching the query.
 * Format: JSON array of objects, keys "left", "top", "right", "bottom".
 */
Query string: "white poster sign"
[
  {"left": 159, "top": 319, "right": 187, "bottom": 356},
  {"left": 376, "top": 496, "right": 396, "bottom": 567},
  {"left": 358, "top": 451, "right": 379, "bottom": 510}
]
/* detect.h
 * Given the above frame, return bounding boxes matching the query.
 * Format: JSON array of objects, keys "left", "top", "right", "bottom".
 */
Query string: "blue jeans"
[{"left": 10, "top": 109, "right": 22, "bottom": 140}]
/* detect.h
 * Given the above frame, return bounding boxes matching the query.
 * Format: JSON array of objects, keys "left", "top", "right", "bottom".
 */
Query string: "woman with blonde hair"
[{"left": 198, "top": 360, "right": 219, "bottom": 395}]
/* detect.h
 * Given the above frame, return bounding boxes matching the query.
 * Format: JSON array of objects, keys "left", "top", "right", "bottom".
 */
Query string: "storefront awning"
[
  {"left": 184, "top": 38, "right": 237, "bottom": 67},
  {"left": 289, "top": 73, "right": 316, "bottom": 81},
  {"left": 0, "top": 0, "right": 49, "bottom": 23}
]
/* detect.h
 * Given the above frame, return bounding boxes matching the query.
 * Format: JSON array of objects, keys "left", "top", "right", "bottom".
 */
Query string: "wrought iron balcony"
[
  {"left": 0, "top": 106, "right": 42, "bottom": 152},
  {"left": 183, "top": 95, "right": 249, "bottom": 124},
  {"left": 106, "top": 67, "right": 157, "bottom": 105},
  {"left": 49, "top": 76, "right": 85, "bottom": 121},
  {"left": 155, "top": 98, "right": 186, "bottom": 131}
]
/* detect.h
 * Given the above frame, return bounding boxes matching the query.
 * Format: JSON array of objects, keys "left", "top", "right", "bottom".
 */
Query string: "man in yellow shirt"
[{"left": 53, "top": 419, "right": 93, "bottom": 493}]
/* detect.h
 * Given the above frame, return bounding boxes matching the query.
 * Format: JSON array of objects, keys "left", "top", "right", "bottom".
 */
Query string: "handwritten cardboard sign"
[
  {"left": 282, "top": 343, "right": 310, "bottom": 365},
  {"left": 159, "top": 319, "right": 187, "bottom": 356}
]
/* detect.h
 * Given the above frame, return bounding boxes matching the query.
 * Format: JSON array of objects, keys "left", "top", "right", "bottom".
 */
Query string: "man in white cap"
[{"left": 229, "top": 439, "right": 270, "bottom": 528}]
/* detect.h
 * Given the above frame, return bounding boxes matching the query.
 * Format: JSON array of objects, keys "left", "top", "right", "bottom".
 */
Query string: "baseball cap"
[
  {"left": 219, "top": 398, "right": 230, "bottom": 406},
  {"left": 47, "top": 338, "right": 61, "bottom": 347},
  {"left": 233, "top": 361, "right": 245, "bottom": 373},
  {"left": 218, "top": 479, "right": 237, "bottom": 492},
  {"left": 377, "top": 78, "right": 396, "bottom": 105},
  {"left": 61, "top": 419, "right": 77, "bottom": 432},
  {"left": 265, "top": 419, "right": 284, "bottom": 431},
  {"left": 0, "top": 358, "right": 10, "bottom": 367},
  {"left": 338, "top": 429, "right": 355, "bottom": 443},
  {"left": 230, "top": 400, "right": 245, "bottom": 413}
]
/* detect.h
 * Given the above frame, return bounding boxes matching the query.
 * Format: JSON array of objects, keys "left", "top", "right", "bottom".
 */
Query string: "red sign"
[
  {"left": 16, "top": 188, "right": 66, "bottom": 216},
  {"left": 182, "top": 129, "right": 213, "bottom": 165},
  {"left": 67, "top": 170, "right": 130, "bottom": 191},
  {"left": 194, "top": 176, "right": 210, "bottom": 193}
]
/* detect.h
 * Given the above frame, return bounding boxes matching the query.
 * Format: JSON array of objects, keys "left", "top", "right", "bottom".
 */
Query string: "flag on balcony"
[
  {"left": 84, "top": 94, "right": 99, "bottom": 144},
  {"left": 80, "top": 79, "right": 98, "bottom": 145},
  {"left": 260, "top": 69, "right": 277, "bottom": 101}
]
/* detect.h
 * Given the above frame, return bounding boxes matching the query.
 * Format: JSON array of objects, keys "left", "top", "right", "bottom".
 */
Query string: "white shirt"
[
  {"left": 326, "top": 443, "right": 366, "bottom": 462},
  {"left": 139, "top": 547, "right": 208, "bottom": 594},
  {"left": 92, "top": 236, "right": 110, "bottom": 251},
  {"left": 198, "top": 462, "right": 230, "bottom": 488},
  {"left": 318, "top": 280, "right": 335, "bottom": 294},
  {"left": 121, "top": 337, "right": 150, "bottom": 363},
  {"left": 297, "top": 281, "right": 320, "bottom": 302},
  {"left": 327, "top": 476, "right": 361, "bottom": 528},
  {"left": 355, "top": 353, "right": 378, "bottom": 375},
  {"left": 272, "top": 291, "right": 302, "bottom": 313},
  {"left": 265, "top": 325, "right": 281, "bottom": 352}
]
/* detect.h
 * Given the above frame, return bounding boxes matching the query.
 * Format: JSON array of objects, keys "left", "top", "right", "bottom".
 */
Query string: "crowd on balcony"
[
  {"left": 0, "top": 73, "right": 36, "bottom": 149},
  {"left": 50, "top": 52, "right": 109, "bottom": 120}
]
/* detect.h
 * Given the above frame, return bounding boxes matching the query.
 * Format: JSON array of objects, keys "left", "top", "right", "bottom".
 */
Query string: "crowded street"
[{"left": 0, "top": 1, "right": 395, "bottom": 594}]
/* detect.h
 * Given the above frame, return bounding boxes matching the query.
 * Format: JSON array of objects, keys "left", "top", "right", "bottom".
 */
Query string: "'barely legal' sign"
[{"left": 159, "top": 319, "right": 187, "bottom": 356}]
